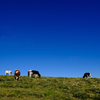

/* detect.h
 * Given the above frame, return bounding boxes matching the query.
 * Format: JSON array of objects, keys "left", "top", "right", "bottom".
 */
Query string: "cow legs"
[
  {"left": 89, "top": 73, "right": 92, "bottom": 78},
  {"left": 35, "top": 74, "right": 38, "bottom": 78},
  {"left": 29, "top": 72, "right": 33, "bottom": 78},
  {"left": 5, "top": 73, "right": 8, "bottom": 75},
  {"left": 89, "top": 75, "right": 92, "bottom": 78},
  {"left": 29, "top": 73, "right": 32, "bottom": 78}
]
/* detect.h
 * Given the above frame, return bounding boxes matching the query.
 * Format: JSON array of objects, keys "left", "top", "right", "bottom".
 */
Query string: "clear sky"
[{"left": 0, "top": 0, "right": 100, "bottom": 78}]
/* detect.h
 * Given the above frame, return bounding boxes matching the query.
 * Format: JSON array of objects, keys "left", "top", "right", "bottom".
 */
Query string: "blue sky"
[{"left": 0, "top": 0, "right": 100, "bottom": 78}]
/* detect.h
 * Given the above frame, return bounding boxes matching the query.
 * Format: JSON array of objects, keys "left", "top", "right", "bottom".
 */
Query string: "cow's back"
[
  {"left": 15, "top": 70, "right": 20, "bottom": 76},
  {"left": 14, "top": 70, "right": 20, "bottom": 81}
]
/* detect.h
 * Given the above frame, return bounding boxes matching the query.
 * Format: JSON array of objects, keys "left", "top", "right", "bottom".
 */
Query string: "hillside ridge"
[{"left": 0, "top": 75, "right": 100, "bottom": 100}]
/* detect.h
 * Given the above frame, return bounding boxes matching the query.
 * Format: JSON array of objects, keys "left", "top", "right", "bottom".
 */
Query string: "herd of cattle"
[
  {"left": 5, "top": 70, "right": 41, "bottom": 81},
  {"left": 5, "top": 70, "right": 92, "bottom": 81}
]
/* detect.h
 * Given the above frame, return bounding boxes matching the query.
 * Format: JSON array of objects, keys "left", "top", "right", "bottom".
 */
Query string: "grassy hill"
[{"left": 0, "top": 75, "right": 100, "bottom": 100}]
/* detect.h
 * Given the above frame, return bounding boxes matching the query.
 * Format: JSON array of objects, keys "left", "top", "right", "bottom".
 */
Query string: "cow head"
[{"left": 16, "top": 76, "right": 19, "bottom": 81}]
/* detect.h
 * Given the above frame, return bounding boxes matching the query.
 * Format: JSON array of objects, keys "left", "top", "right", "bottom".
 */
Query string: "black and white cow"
[
  {"left": 28, "top": 70, "right": 41, "bottom": 78},
  {"left": 83, "top": 72, "right": 92, "bottom": 78}
]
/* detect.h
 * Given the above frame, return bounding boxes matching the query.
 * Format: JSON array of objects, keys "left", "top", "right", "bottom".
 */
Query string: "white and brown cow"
[
  {"left": 14, "top": 70, "right": 20, "bottom": 81},
  {"left": 83, "top": 72, "right": 92, "bottom": 78},
  {"left": 5, "top": 70, "right": 13, "bottom": 75},
  {"left": 28, "top": 70, "right": 41, "bottom": 78}
]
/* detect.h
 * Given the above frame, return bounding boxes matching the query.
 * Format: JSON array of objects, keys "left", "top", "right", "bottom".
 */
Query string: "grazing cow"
[
  {"left": 28, "top": 70, "right": 41, "bottom": 78},
  {"left": 5, "top": 70, "right": 13, "bottom": 75},
  {"left": 14, "top": 70, "right": 20, "bottom": 81},
  {"left": 83, "top": 72, "right": 92, "bottom": 78}
]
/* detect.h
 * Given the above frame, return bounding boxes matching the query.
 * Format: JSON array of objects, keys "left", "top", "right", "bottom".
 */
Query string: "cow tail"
[{"left": 28, "top": 71, "right": 29, "bottom": 77}]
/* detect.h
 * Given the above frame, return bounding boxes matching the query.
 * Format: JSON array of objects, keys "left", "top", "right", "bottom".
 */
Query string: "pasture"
[{"left": 0, "top": 75, "right": 100, "bottom": 100}]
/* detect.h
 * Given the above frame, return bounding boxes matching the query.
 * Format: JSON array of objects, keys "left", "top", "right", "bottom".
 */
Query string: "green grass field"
[{"left": 0, "top": 75, "right": 100, "bottom": 100}]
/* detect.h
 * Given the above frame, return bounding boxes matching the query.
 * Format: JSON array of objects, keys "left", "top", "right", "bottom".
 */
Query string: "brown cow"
[{"left": 14, "top": 70, "right": 20, "bottom": 81}]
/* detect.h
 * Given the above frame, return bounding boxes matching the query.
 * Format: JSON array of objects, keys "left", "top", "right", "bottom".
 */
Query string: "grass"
[{"left": 0, "top": 75, "right": 100, "bottom": 100}]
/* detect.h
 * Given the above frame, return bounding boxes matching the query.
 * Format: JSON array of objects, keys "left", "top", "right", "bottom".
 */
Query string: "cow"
[
  {"left": 28, "top": 70, "right": 41, "bottom": 78},
  {"left": 5, "top": 70, "right": 13, "bottom": 75},
  {"left": 14, "top": 70, "right": 20, "bottom": 81},
  {"left": 83, "top": 72, "right": 92, "bottom": 78}
]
